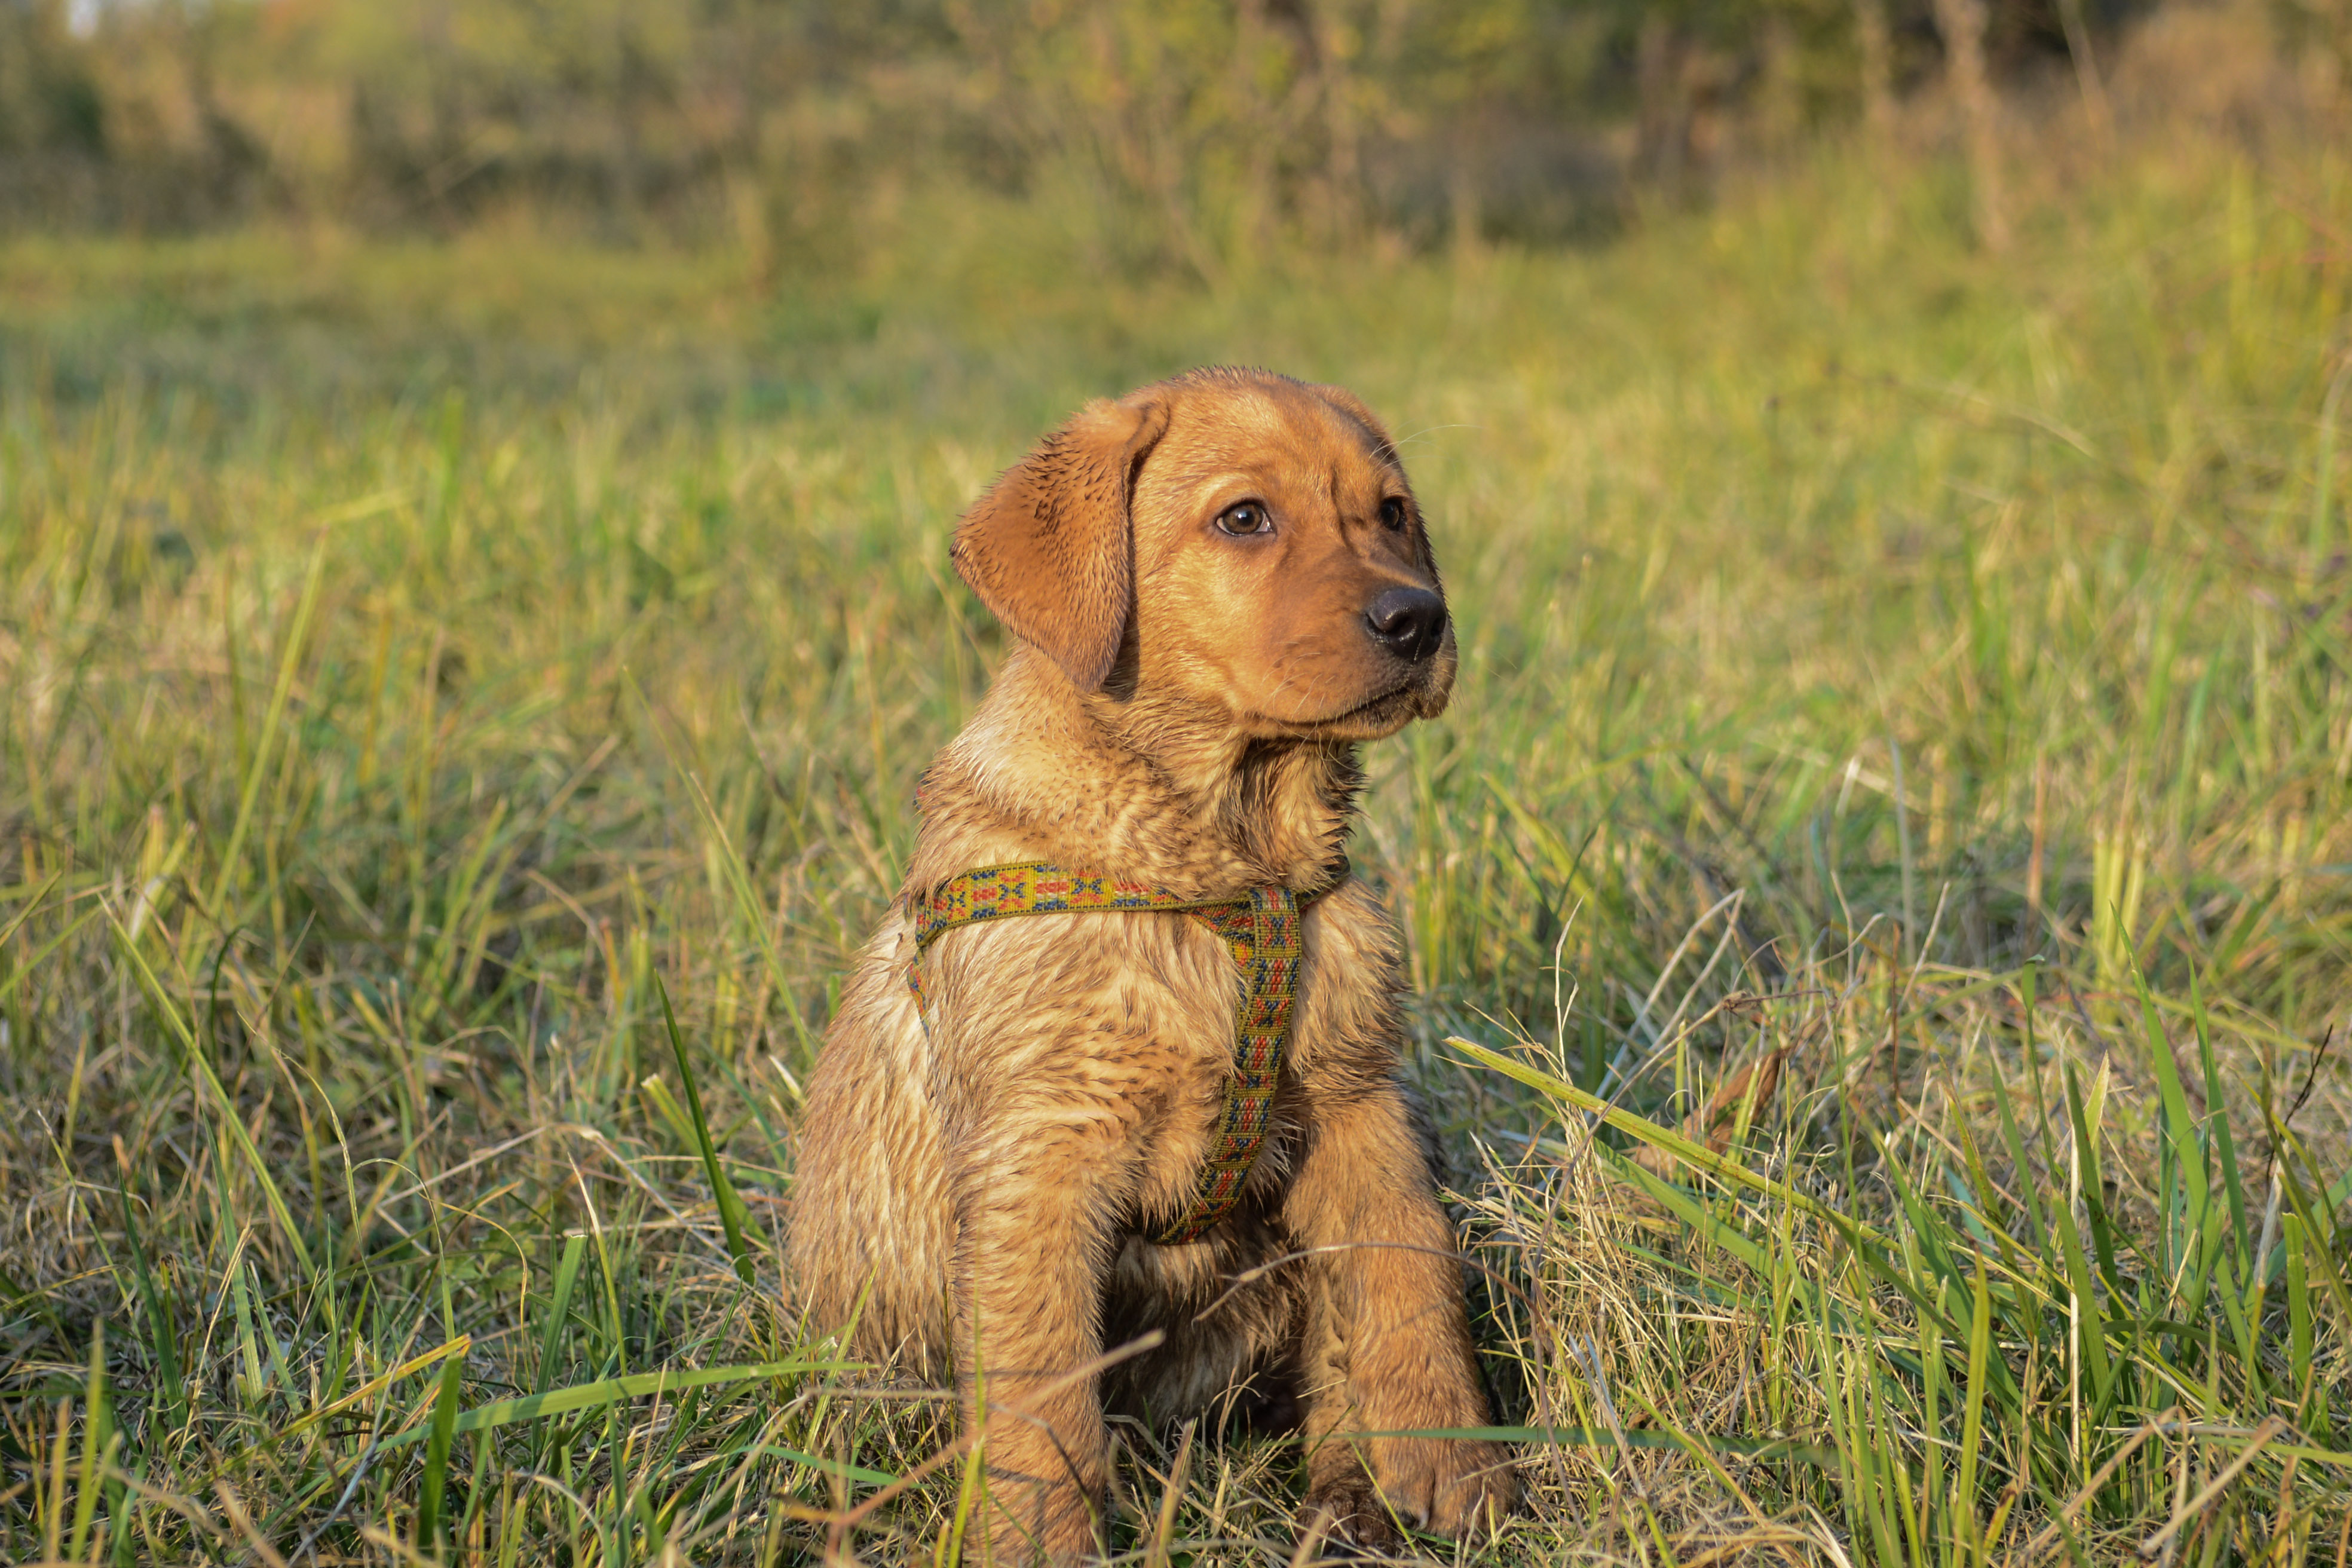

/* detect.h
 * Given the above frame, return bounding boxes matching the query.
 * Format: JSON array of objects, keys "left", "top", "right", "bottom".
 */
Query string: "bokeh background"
[
  {"left": 2, "top": 1, "right": 2350, "bottom": 1564},
  {"left": 3, "top": 0, "right": 2344, "bottom": 256}
]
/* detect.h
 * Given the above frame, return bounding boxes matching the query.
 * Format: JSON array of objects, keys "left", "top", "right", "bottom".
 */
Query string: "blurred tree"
[
  {"left": 0, "top": 0, "right": 2200, "bottom": 253},
  {"left": 1932, "top": 0, "right": 2010, "bottom": 251},
  {"left": 0, "top": 1, "right": 106, "bottom": 158},
  {"left": 2053, "top": 0, "right": 2114, "bottom": 139}
]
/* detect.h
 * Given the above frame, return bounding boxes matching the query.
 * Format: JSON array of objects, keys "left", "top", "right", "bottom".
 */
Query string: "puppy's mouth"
[
  {"left": 1232, "top": 632, "right": 1459, "bottom": 737},
  {"left": 1270, "top": 675, "right": 1440, "bottom": 737},
  {"left": 1329, "top": 682, "right": 1420, "bottom": 725}
]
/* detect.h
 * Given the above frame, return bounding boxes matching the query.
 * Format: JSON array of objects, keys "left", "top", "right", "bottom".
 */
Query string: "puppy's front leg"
[
  {"left": 950, "top": 1127, "right": 1122, "bottom": 1565},
  {"left": 1286, "top": 1085, "right": 1516, "bottom": 1546}
]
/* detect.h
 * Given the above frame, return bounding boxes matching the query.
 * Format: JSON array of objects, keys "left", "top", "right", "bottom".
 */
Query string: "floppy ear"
[{"left": 951, "top": 393, "right": 1170, "bottom": 692}]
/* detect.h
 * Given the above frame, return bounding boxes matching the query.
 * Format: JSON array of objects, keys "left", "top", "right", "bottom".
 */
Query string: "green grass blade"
[
  {"left": 1923, "top": 1276, "right": 1947, "bottom": 1568},
  {"left": 1345, "top": 1424, "right": 1835, "bottom": 1465},
  {"left": 2188, "top": 971, "right": 2249, "bottom": 1268},
  {"left": 107, "top": 917, "right": 316, "bottom": 1276},
  {"left": 2019, "top": 962, "right": 2054, "bottom": 1152},
  {"left": 417, "top": 1346, "right": 464, "bottom": 1558},
  {"left": 379, "top": 1355, "right": 849, "bottom": 1447},
  {"left": 1603, "top": 1147, "right": 1775, "bottom": 1277},
  {"left": 0, "top": 869, "right": 65, "bottom": 953},
  {"left": 115, "top": 1186, "right": 187, "bottom": 1437},
  {"left": 749, "top": 1444, "right": 899, "bottom": 1487},
  {"left": 2136, "top": 975, "right": 2211, "bottom": 1314},
  {"left": 1453, "top": 1037, "right": 1901, "bottom": 1254},
  {"left": 2269, "top": 1123, "right": 2352, "bottom": 1326},
  {"left": 2048, "top": 1177, "right": 2116, "bottom": 1404},
  {"left": 628, "top": 669, "right": 816, "bottom": 1059},
  {"left": 537, "top": 1233, "right": 587, "bottom": 1397},
  {"left": 1956, "top": 1258, "right": 1992, "bottom": 1562},
  {"left": 2313, "top": 359, "right": 2348, "bottom": 559},
  {"left": 2060, "top": 1058, "right": 2124, "bottom": 1296},
  {"left": 206, "top": 536, "right": 327, "bottom": 919},
  {"left": 69, "top": 1319, "right": 108, "bottom": 1563},
  {"left": 2286, "top": 1213, "right": 2313, "bottom": 1410},
  {"left": 1869, "top": 1125, "right": 1973, "bottom": 1325},
  {"left": 654, "top": 972, "right": 755, "bottom": 1286}
]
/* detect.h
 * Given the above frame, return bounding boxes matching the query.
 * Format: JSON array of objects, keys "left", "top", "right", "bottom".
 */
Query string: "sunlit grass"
[{"left": 1, "top": 130, "right": 2348, "bottom": 1563}]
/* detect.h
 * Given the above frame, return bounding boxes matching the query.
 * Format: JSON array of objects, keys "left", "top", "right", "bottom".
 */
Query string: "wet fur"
[{"left": 789, "top": 369, "right": 1516, "bottom": 1562}]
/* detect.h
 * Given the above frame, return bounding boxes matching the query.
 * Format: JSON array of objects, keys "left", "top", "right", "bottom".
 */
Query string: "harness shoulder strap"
[
  {"left": 909, "top": 862, "right": 1224, "bottom": 952},
  {"left": 1154, "top": 883, "right": 1301, "bottom": 1244}
]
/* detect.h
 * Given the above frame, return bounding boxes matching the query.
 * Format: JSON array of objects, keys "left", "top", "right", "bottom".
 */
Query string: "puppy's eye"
[
  {"left": 1215, "top": 501, "right": 1270, "bottom": 537},
  {"left": 1379, "top": 497, "right": 1409, "bottom": 531}
]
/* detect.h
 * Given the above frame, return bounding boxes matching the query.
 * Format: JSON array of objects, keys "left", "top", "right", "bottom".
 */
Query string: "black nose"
[{"left": 1363, "top": 587, "right": 1448, "bottom": 664}]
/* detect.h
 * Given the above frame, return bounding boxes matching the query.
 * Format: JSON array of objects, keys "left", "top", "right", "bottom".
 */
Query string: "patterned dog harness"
[{"left": 905, "top": 862, "right": 1336, "bottom": 1245}]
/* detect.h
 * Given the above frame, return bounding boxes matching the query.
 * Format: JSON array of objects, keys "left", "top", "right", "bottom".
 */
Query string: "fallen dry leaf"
[{"left": 1631, "top": 1043, "right": 1794, "bottom": 1177}]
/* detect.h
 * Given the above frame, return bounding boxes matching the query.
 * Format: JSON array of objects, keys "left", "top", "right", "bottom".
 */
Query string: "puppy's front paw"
[
  {"left": 1300, "top": 1468, "right": 1396, "bottom": 1557},
  {"left": 1366, "top": 1434, "right": 1517, "bottom": 1541},
  {"left": 1300, "top": 1434, "right": 1515, "bottom": 1556}
]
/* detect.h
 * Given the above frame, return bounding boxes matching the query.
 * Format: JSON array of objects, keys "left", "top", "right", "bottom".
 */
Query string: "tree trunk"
[
  {"left": 2054, "top": 0, "right": 2114, "bottom": 146},
  {"left": 1636, "top": 12, "right": 1690, "bottom": 198},
  {"left": 1310, "top": 0, "right": 1364, "bottom": 244},
  {"left": 1759, "top": 13, "right": 1802, "bottom": 163},
  {"left": 1931, "top": 0, "right": 2009, "bottom": 253},
  {"left": 1854, "top": 0, "right": 1897, "bottom": 143},
  {"left": 1233, "top": 0, "right": 1279, "bottom": 261}
]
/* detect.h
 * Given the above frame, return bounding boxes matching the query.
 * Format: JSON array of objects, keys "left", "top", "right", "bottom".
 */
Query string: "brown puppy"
[{"left": 789, "top": 367, "right": 1515, "bottom": 1562}]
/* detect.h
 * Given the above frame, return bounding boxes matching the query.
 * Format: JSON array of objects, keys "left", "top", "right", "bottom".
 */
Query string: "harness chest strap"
[{"left": 903, "top": 862, "right": 1322, "bottom": 1246}]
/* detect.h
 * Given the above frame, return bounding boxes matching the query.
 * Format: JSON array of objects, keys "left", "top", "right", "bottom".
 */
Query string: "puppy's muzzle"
[{"left": 1363, "top": 586, "right": 1449, "bottom": 665}]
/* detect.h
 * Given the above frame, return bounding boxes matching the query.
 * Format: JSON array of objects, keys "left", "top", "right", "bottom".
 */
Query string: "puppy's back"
[{"left": 789, "top": 917, "right": 954, "bottom": 1370}]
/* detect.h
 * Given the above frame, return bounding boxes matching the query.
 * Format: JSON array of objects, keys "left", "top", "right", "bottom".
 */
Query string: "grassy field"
[{"left": 2, "top": 127, "right": 2351, "bottom": 1565}]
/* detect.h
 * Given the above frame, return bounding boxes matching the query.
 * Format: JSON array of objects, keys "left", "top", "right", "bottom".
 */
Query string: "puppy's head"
[{"left": 952, "top": 368, "right": 1453, "bottom": 740}]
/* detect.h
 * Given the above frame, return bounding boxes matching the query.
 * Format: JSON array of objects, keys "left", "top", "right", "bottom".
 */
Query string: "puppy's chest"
[
  {"left": 921, "top": 901, "right": 1376, "bottom": 1138},
  {"left": 1082, "top": 910, "right": 1358, "bottom": 1217}
]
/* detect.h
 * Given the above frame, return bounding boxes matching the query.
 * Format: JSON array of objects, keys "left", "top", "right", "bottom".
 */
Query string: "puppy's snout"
[{"left": 1364, "top": 587, "right": 1448, "bottom": 664}]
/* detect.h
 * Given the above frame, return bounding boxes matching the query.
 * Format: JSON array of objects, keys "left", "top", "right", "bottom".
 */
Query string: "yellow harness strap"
[{"left": 904, "top": 862, "right": 1329, "bottom": 1245}]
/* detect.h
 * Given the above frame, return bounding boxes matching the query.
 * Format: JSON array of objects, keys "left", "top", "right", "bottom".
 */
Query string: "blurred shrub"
[{"left": 2, "top": 0, "right": 2334, "bottom": 274}]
